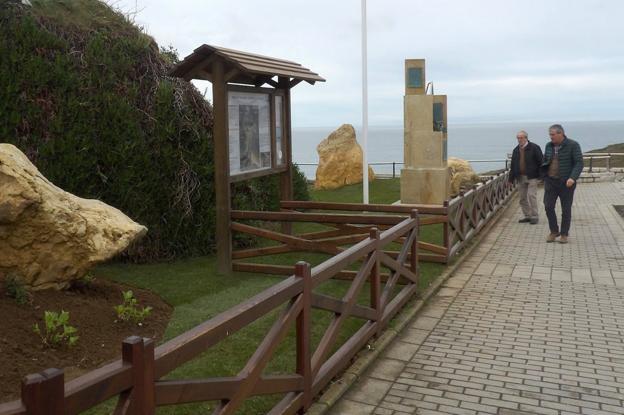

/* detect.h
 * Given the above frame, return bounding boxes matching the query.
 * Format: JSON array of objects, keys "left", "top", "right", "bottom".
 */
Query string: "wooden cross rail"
[
  {"left": 279, "top": 200, "right": 447, "bottom": 215},
  {"left": 0, "top": 213, "right": 420, "bottom": 415},
  {"left": 231, "top": 210, "right": 407, "bottom": 225}
]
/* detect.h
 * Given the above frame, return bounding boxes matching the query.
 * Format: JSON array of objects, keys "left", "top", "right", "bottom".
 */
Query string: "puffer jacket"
[{"left": 541, "top": 137, "right": 584, "bottom": 181}]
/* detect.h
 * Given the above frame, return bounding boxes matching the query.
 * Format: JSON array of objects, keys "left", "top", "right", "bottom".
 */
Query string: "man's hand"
[{"left": 566, "top": 178, "right": 575, "bottom": 188}]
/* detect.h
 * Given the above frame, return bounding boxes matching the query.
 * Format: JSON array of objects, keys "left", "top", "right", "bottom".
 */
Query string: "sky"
[{"left": 112, "top": 0, "right": 624, "bottom": 128}]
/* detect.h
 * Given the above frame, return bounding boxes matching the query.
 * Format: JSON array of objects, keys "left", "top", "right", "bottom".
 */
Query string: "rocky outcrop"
[
  {"left": 448, "top": 157, "right": 481, "bottom": 195},
  {"left": 315, "top": 124, "right": 375, "bottom": 190},
  {"left": 0, "top": 144, "right": 147, "bottom": 290}
]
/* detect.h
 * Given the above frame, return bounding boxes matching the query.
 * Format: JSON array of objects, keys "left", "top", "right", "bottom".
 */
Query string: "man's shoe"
[
  {"left": 530, "top": 218, "right": 539, "bottom": 224},
  {"left": 559, "top": 235, "right": 569, "bottom": 244},
  {"left": 518, "top": 218, "right": 531, "bottom": 223},
  {"left": 546, "top": 233, "right": 560, "bottom": 243}
]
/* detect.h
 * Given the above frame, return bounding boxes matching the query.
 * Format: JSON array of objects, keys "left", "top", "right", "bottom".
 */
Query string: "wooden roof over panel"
[{"left": 169, "top": 44, "right": 325, "bottom": 87}]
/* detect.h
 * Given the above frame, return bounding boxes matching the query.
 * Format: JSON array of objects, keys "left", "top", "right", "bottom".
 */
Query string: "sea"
[{"left": 292, "top": 120, "right": 624, "bottom": 179}]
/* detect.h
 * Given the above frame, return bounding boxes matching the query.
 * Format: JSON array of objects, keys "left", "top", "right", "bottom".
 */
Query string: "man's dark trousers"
[{"left": 544, "top": 177, "right": 576, "bottom": 235}]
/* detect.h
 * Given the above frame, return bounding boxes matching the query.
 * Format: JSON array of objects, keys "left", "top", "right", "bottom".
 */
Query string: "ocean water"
[{"left": 293, "top": 120, "right": 624, "bottom": 178}]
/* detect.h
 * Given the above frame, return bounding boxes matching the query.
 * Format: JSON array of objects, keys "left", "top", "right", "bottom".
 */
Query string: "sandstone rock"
[
  {"left": 448, "top": 157, "right": 481, "bottom": 195},
  {"left": 0, "top": 144, "right": 147, "bottom": 290},
  {"left": 315, "top": 124, "right": 375, "bottom": 190}
]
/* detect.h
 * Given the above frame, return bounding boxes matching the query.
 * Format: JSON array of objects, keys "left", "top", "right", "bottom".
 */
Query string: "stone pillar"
[{"left": 400, "top": 59, "right": 450, "bottom": 205}]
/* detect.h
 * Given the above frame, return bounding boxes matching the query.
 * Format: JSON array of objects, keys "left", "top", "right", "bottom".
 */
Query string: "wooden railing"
[
  {"left": 231, "top": 172, "right": 514, "bottom": 270},
  {"left": 0, "top": 213, "right": 420, "bottom": 415},
  {"left": 446, "top": 170, "right": 515, "bottom": 257},
  {"left": 231, "top": 201, "right": 447, "bottom": 270}
]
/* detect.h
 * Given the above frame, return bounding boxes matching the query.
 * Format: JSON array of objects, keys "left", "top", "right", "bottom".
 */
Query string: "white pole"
[{"left": 361, "top": 0, "right": 369, "bottom": 204}]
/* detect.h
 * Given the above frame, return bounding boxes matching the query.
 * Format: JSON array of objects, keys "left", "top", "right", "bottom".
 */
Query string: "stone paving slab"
[
  {"left": 484, "top": 183, "right": 624, "bottom": 271},
  {"left": 329, "top": 183, "right": 624, "bottom": 415}
]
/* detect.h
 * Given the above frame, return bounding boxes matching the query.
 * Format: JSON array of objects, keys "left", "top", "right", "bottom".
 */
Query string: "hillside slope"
[{"left": 0, "top": 0, "right": 307, "bottom": 261}]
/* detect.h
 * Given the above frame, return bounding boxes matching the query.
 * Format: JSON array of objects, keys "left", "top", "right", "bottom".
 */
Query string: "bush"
[
  {"left": 114, "top": 290, "right": 152, "bottom": 325},
  {"left": 33, "top": 310, "right": 79, "bottom": 348},
  {"left": 0, "top": 0, "right": 309, "bottom": 262}
]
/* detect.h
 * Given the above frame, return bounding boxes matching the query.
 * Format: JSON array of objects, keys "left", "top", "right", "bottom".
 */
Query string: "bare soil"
[{"left": 0, "top": 278, "right": 172, "bottom": 402}]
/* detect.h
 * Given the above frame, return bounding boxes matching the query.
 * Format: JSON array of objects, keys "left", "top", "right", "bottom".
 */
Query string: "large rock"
[
  {"left": 0, "top": 144, "right": 147, "bottom": 290},
  {"left": 448, "top": 157, "right": 481, "bottom": 195},
  {"left": 315, "top": 124, "right": 375, "bottom": 190}
]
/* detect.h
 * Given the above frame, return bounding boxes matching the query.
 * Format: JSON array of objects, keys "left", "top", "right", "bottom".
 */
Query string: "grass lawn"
[{"left": 92, "top": 178, "right": 445, "bottom": 414}]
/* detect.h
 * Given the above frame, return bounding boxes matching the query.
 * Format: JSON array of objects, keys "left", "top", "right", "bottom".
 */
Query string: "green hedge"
[{"left": 0, "top": 0, "right": 308, "bottom": 262}]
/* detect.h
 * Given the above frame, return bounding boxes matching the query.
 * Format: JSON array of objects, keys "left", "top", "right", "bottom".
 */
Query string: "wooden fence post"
[
  {"left": 410, "top": 210, "right": 419, "bottom": 278},
  {"left": 120, "top": 336, "right": 155, "bottom": 415},
  {"left": 212, "top": 59, "right": 232, "bottom": 274},
  {"left": 443, "top": 200, "right": 450, "bottom": 262},
  {"left": 471, "top": 185, "right": 479, "bottom": 225},
  {"left": 295, "top": 262, "right": 312, "bottom": 412},
  {"left": 21, "top": 368, "right": 64, "bottom": 415},
  {"left": 369, "top": 228, "right": 381, "bottom": 327}
]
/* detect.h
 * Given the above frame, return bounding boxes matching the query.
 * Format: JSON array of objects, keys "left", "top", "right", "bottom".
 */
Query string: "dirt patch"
[{"left": 0, "top": 278, "right": 172, "bottom": 402}]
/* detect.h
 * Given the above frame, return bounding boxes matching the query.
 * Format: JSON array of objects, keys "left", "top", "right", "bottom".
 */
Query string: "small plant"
[
  {"left": 33, "top": 310, "right": 79, "bottom": 348},
  {"left": 114, "top": 290, "right": 152, "bottom": 325},
  {"left": 81, "top": 273, "right": 96, "bottom": 285},
  {"left": 4, "top": 274, "right": 30, "bottom": 305}
]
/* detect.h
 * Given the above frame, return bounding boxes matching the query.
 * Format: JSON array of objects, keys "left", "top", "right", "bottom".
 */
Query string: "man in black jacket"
[{"left": 508, "top": 130, "right": 543, "bottom": 224}]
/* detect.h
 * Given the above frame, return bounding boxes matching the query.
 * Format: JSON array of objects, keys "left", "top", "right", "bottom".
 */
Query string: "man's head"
[
  {"left": 548, "top": 124, "right": 566, "bottom": 145},
  {"left": 516, "top": 130, "right": 528, "bottom": 147}
]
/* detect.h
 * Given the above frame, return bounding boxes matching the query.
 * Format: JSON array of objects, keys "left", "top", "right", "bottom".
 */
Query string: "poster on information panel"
[{"left": 228, "top": 91, "right": 271, "bottom": 175}]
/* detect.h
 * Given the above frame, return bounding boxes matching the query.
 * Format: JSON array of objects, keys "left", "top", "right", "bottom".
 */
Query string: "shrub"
[
  {"left": 33, "top": 310, "right": 79, "bottom": 348},
  {"left": 114, "top": 290, "right": 152, "bottom": 325},
  {"left": 0, "top": 0, "right": 309, "bottom": 262}
]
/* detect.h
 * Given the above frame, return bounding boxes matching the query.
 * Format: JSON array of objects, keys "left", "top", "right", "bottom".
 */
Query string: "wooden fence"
[
  {"left": 0, "top": 212, "right": 420, "bottom": 415},
  {"left": 446, "top": 170, "right": 514, "bottom": 257},
  {"left": 232, "top": 170, "right": 515, "bottom": 270},
  {"left": 231, "top": 200, "right": 447, "bottom": 273}
]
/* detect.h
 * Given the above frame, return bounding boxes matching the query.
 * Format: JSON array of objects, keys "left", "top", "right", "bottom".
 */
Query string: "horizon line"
[{"left": 293, "top": 118, "right": 624, "bottom": 129}]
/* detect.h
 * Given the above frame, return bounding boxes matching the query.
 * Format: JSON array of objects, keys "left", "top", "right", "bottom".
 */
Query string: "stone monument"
[{"left": 400, "top": 59, "right": 450, "bottom": 204}]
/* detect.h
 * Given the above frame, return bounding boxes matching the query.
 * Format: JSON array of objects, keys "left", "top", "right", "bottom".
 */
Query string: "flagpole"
[{"left": 361, "top": 0, "right": 369, "bottom": 204}]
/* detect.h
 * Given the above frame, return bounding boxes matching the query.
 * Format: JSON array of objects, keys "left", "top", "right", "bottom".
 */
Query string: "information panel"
[{"left": 228, "top": 91, "right": 272, "bottom": 175}]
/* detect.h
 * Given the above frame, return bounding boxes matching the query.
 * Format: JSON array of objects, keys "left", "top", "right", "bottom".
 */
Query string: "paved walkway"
[{"left": 330, "top": 182, "right": 624, "bottom": 415}]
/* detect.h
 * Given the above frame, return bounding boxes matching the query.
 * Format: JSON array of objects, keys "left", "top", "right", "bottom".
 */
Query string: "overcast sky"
[{"left": 113, "top": 0, "right": 624, "bottom": 127}]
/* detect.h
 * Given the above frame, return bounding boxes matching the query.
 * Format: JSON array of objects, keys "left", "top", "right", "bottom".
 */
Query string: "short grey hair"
[
  {"left": 517, "top": 130, "right": 528, "bottom": 139},
  {"left": 549, "top": 124, "right": 565, "bottom": 134}
]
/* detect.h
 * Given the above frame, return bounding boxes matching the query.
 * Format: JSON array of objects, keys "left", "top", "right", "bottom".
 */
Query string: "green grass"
[
  {"left": 310, "top": 178, "right": 400, "bottom": 204},
  {"left": 91, "top": 178, "right": 445, "bottom": 414}
]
